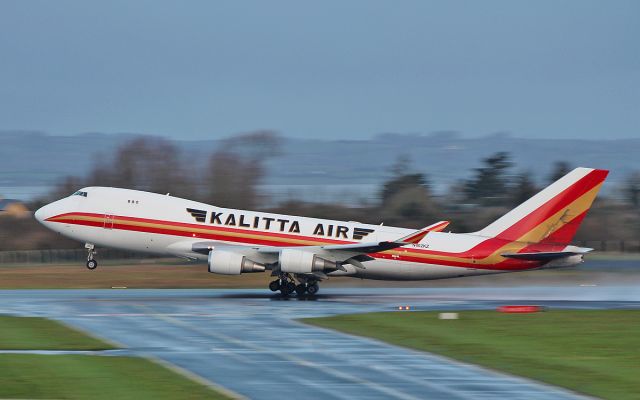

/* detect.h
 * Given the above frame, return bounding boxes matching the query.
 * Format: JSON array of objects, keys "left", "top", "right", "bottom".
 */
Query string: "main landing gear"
[
  {"left": 85, "top": 243, "right": 98, "bottom": 270},
  {"left": 268, "top": 273, "right": 320, "bottom": 296}
]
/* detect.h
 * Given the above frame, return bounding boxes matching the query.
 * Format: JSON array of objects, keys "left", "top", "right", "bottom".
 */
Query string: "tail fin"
[{"left": 475, "top": 167, "right": 608, "bottom": 245}]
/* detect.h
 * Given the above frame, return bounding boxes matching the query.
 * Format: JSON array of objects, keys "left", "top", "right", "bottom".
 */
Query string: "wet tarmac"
[{"left": 2, "top": 286, "right": 638, "bottom": 399}]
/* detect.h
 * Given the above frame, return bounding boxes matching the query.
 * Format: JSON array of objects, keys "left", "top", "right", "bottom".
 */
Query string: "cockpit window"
[{"left": 72, "top": 191, "right": 88, "bottom": 197}]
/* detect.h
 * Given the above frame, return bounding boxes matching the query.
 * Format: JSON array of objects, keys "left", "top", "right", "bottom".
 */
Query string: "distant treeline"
[{"left": 3, "top": 132, "right": 639, "bottom": 251}]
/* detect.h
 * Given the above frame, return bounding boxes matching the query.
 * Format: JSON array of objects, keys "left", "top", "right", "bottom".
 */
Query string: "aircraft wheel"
[
  {"left": 295, "top": 284, "right": 307, "bottom": 295},
  {"left": 86, "top": 259, "right": 98, "bottom": 270},
  {"left": 307, "top": 282, "right": 319, "bottom": 295},
  {"left": 269, "top": 280, "right": 280, "bottom": 292},
  {"left": 280, "top": 282, "right": 293, "bottom": 296}
]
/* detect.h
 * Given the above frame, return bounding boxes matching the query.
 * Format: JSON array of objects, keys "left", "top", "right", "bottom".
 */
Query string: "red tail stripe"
[
  {"left": 494, "top": 169, "right": 607, "bottom": 241},
  {"left": 538, "top": 211, "right": 588, "bottom": 246}
]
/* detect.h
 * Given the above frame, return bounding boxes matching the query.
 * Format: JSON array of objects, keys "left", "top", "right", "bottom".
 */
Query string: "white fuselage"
[{"left": 35, "top": 187, "right": 530, "bottom": 281}]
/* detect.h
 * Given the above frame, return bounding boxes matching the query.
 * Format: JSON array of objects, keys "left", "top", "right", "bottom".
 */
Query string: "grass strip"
[
  {"left": 303, "top": 310, "right": 640, "bottom": 400},
  {"left": 0, "top": 354, "right": 230, "bottom": 399},
  {"left": 0, "top": 316, "right": 231, "bottom": 399},
  {"left": 0, "top": 316, "right": 115, "bottom": 350}
]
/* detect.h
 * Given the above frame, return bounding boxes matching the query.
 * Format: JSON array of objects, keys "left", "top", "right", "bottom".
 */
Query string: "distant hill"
[{"left": 0, "top": 130, "right": 637, "bottom": 201}]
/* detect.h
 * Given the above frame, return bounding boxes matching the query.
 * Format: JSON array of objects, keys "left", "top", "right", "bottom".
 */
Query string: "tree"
[
  {"left": 548, "top": 161, "right": 572, "bottom": 183},
  {"left": 378, "top": 155, "right": 440, "bottom": 227},
  {"left": 389, "top": 154, "right": 412, "bottom": 176},
  {"left": 42, "top": 176, "right": 85, "bottom": 203},
  {"left": 380, "top": 155, "right": 430, "bottom": 205},
  {"left": 464, "top": 152, "right": 513, "bottom": 206},
  {"left": 222, "top": 130, "right": 282, "bottom": 160},
  {"left": 42, "top": 137, "right": 193, "bottom": 201},
  {"left": 624, "top": 171, "right": 640, "bottom": 209},
  {"left": 381, "top": 174, "right": 429, "bottom": 205},
  {"left": 77, "top": 137, "right": 197, "bottom": 199},
  {"left": 510, "top": 171, "right": 539, "bottom": 206},
  {"left": 204, "top": 131, "right": 283, "bottom": 209}
]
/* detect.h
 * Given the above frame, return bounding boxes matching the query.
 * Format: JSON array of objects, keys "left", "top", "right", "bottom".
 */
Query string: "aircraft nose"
[{"left": 34, "top": 204, "right": 52, "bottom": 223}]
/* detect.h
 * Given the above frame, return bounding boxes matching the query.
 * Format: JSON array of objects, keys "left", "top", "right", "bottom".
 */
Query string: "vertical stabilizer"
[{"left": 474, "top": 168, "right": 608, "bottom": 245}]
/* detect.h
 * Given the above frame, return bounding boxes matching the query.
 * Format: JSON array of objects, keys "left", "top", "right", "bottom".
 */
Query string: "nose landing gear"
[
  {"left": 86, "top": 259, "right": 98, "bottom": 270},
  {"left": 85, "top": 243, "right": 98, "bottom": 270}
]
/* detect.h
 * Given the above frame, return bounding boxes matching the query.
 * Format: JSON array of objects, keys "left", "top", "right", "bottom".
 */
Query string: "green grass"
[
  {"left": 303, "top": 310, "right": 640, "bottom": 400},
  {"left": 0, "top": 316, "right": 230, "bottom": 399},
  {"left": 0, "top": 354, "right": 229, "bottom": 399},
  {"left": 589, "top": 252, "right": 640, "bottom": 261},
  {"left": 0, "top": 316, "right": 115, "bottom": 350}
]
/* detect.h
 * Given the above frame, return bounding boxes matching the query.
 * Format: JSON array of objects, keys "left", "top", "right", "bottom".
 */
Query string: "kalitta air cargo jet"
[{"left": 35, "top": 168, "right": 608, "bottom": 295}]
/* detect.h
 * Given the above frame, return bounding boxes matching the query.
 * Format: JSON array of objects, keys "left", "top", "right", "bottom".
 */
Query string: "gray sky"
[{"left": 1, "top": 0, "right": 638, "bottom": 140}]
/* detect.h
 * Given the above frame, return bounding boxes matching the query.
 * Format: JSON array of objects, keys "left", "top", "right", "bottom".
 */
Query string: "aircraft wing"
[
  {"left": 275, "top": 226, "right": 434, "bottom": 255},
  {"left": 194, "top": 225, "right": 437, "bottom": 258},
  {"left": 192, "top": 226, "right": 437, "bottom": 275},
  {"left": 263, "top": 227, "right": 434, "bottom": 272}
]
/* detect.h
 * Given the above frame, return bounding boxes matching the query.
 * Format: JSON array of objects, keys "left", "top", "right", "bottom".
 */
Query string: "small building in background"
[{"left": 0, "top": 198, "right": 30, "bottom": 218}]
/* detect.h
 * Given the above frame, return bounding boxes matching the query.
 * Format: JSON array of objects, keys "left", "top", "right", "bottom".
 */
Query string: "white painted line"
[{"left": 140, "top": 305, "right": 432, "bottom": 400}]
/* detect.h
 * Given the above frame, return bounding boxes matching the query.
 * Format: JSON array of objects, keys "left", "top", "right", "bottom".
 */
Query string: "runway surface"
[{"left": 2, "top": 286, "right": 639, "bottom": 400}]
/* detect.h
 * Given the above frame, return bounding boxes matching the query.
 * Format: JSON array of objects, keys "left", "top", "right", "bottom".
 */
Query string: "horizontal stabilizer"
[{"left": 502, "top": 248, "right": 592, "bottom": 261}]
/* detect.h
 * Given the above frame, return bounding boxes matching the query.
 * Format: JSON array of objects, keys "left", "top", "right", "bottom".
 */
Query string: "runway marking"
[
  {"left": 290, "top": 375, "right": 356, "bottom": 400},
  {"left": 285, "top": 319, "right": 493, "bottom": 397},
  {"left": 79, "top": 313, "right": 222, "bottom": 317},
  {"left": 136, "top": 304, "right": 452, "bottom": 400},
  {"left": 288, "top": 313, "right": 591, "bottom": 400},
  {"left": 144, "top": 354, "right": 248, "bottom": 400}
]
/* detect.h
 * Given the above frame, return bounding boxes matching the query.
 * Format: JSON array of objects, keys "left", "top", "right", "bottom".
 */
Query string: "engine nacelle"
[
  {"left": 279, "top": 248, "right": 338, "bottom": 274},
  {"left": 208, "top": 250, "right": 265, "bottom": 275},
  {"left": 544, "top": 254, "right": 585, "bottom": 269}
]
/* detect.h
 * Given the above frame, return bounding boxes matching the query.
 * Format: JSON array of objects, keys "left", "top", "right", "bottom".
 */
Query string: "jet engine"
[
  {"left": 208, "top": 250, "right": 265, "bottom": 275},
  {"left": 544, "top": 254, "right": 585, "bottom": 269},
  {"left": 279, "top": 248, "right": 338, "bottom": 273}
]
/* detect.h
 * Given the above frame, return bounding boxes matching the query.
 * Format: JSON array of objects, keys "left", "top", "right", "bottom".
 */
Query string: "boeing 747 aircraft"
[{"left": 35, "top": 168, "right": 608, "bottom": 295}]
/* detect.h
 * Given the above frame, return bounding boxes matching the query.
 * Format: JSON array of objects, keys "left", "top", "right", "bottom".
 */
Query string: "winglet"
[
  {"left": 424, "top": 220, "right": 450, "bottom": 232},
  {"left": 398, "top": 221, "right": 450, "bottom": 244},
  {"left": 398, "top": 228, "right": 431, "bottom": 244}
]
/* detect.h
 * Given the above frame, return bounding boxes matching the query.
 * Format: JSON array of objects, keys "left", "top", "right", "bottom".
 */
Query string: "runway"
[{"left": 1, "top": 286, "right": 638, "bottom": 399}]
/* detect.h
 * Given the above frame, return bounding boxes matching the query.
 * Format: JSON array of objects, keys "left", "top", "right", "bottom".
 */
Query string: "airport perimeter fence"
[
  {"left": 0, "top": 240, "right": 639, "bottom": 265},
  {"left": 0, "top": 248, "right": 161, "bottom": 265},
  {"left": 578, "top": 240, "right": 640, "bottom": 253}
]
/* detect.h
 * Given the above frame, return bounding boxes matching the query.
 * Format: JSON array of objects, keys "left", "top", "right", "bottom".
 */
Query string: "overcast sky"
[{"left": 0, "top": 0, "right": 638, "bottom": 140}]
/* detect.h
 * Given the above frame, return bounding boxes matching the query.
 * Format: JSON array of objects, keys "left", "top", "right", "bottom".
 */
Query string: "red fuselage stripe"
[{"left": 48, "top": 212, "right": 543, "bottom": 271}]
